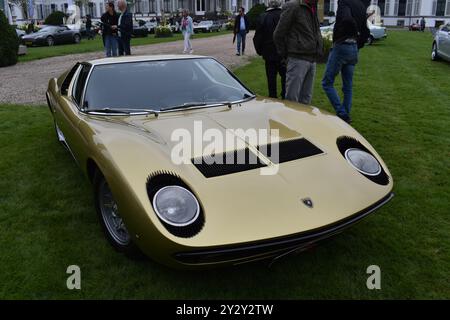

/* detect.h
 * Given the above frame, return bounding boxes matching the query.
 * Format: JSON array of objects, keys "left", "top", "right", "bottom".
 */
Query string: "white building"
[
  {"left": 323, "top": 0, "right": 450, "bottom": 28},
  {"left": 9, "top": 0, "right": 271, "bottom": 24}
]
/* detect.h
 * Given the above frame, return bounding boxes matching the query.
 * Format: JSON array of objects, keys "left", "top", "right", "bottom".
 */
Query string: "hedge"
[{"left": 0, "top": 10, "right": 19, "bottom": 67}]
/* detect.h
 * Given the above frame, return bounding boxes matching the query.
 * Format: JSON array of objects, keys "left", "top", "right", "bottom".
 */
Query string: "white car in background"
[
  {"left": 431, "top": 23, "right": 450, "bottom": 62},
  {"left": 320, "top": 22, "right": 387, "bottom": 45},
  {"left": 367, "top": 23, "right": 387, "bottom": 44}
]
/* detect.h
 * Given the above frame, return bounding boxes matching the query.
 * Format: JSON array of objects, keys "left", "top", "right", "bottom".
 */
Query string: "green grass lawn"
[
  {"left": 1, "top": 31, "right": 449, "bottom": 299},
  {"left": 18, "top": 30, "right": 231, "bottom": 62}
]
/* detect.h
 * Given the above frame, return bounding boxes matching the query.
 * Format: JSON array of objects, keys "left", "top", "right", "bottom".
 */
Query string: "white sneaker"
[
  {"left": 182, "top": 50, "right": 187, "bottom": 54},
  {"left": 189, "top": 49, "right": 194, "bottom": 54}
]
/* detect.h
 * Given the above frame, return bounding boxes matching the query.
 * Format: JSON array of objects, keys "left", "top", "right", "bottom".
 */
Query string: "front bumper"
[
  {"left": 22, "top": 38, "right": 46, "bottom": 46},
  {"left": 174, "top": 192, "right": 394, "bottom": 266}
]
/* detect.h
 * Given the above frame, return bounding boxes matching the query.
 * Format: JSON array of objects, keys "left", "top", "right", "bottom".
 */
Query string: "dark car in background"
[
  {"left": 132, "top": 24, "right": 149, "bottom": 37},
  {"left": 22, "top": 25, "right": 81, "bottom": 46}
]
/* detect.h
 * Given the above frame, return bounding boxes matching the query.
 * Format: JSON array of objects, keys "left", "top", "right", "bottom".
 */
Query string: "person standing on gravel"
[
  {"left": 101, "top": 2, "right": 119, "bottom": 57},
  {"left": 234, "top": 7, "right": 250, "bottom": 56},
  {"left": 181, "top": 9, "right": 194, "bottom": 54}
]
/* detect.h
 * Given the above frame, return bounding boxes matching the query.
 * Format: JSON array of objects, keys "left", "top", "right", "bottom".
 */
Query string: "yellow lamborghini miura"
[{"left": 46, "top": 55, "right": 393, "bottom": 268}]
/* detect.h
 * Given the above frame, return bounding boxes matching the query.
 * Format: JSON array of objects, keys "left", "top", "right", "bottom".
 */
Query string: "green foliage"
[
  {"left": 225, "top": 20, "right": 234, "bottom": 31},
  {"left": 155, "top": 25, "right": 173, "bottom": 38},
  {"left": 246, "top": 3, "right": 267, "bottom": 30},
  {"left": 0, "top": 10, "right": 19, "bottom": 67},
  {"left": 44, "top": 11, "right": 67, "bottom": 26},
  {"left": 320, "top": 31, "right": 333, "bottom": 63}
]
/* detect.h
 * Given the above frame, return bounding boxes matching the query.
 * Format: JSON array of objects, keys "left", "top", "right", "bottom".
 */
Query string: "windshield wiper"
[
  {"left": 86, "top": 108, "right": 131, "bottom": 114},
  {"left": 86, "top": 108, "right": 159, "bottom": 116},
  {"left": 160, "top": 102, "right": 207, "bottom": 112}
]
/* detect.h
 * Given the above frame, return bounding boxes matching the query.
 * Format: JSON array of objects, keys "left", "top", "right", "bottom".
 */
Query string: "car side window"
[
  {"left": 61, "top": 63, "right": 80, "bottom": 95},
  {"left": 73, "top": 64, "right": 91, "bottom": 107}
]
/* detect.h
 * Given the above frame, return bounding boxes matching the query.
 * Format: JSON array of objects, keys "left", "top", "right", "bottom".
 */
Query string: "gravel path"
[{"left": 0, "top": 32, "right": 256, "bottom": 105}]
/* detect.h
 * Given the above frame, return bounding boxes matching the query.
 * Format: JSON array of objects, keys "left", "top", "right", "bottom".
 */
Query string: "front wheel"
[
  {"left": 94, "top": 171, "right": 143, "bottom": 258},
  {"left": 46, "top": 36, "right": 54, "bottom": 46},
  {"left": 431, "top": 42, "right": 439, "bottom": 61},
  {"left": 73, "top": 34, "right": 81, "bottom": 44}
]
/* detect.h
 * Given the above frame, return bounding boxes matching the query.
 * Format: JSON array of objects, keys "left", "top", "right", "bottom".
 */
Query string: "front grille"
[
  {"left": 192, "top": 148, "right": 267, "bottom": 178},
  {"left": 257, "top": 138, "right": 323, "bottom": 164}
]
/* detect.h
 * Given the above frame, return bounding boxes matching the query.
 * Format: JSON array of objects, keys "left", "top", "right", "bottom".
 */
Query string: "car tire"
[
  {"left": 74, "top": 34, "right": 81, "bottom": 44},
  {"left": 46, "top": 36, "right": 54, "bottom": 46},
  {"left": 93, "top": 171, "right": 144, "bottom": 259},
  {"left": 368, "top": 35, "right": 374, "bottom": 45},
  {"left": 431, "top": 42, "right": 439, "bottom": 61}
]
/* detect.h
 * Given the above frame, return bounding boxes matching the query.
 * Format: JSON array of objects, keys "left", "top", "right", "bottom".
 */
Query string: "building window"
[
  {"left": 446, "top": 0, "right": 450, "bottom": 16},
  {"left": 88, "top": 3, "right": 95, "bottom": 16},
  {"left": 394, "top": 0, "right": 399, "bottom": 15},
  {"left": 51, "top": 4, "right": 56, "bottom": 13},
  {"left": 385, "top": 0, "right": 390, "bottom": 15},
  {"left": 405, "top": 0, "right": 412, "bottom": 16},
  {"left": 378, "top": 0, "right": 385, "bottom": 15},
  {"left": 397, "top": 0, "right": 406, "bottom": 16},
  {"left": 163, "top": 0, "right": 170, "bottom": 12},
  {"left": 135, "top": 0, "right": 142, "bottom": 13},
  {"left": 148, "top": 0, "right": 156, "bottom": 13},
  {"left": 435, "top": 0, "right": 446, "bottom": 16},
  {"left": 413, "top": 0, "right": 421, "bottom": 16}
]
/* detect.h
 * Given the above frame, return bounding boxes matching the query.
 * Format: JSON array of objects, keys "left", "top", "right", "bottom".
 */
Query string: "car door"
[
  {"left": 61, "top": 26, "right": 74, "bottom": 43},
  {"left": 441, "top": 24, "right": 450, "bottom": 59},
  {"left": 55, "top": 63, "right": 92, "bottom": 162}
]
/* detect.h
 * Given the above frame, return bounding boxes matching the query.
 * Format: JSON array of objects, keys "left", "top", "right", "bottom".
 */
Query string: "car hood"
[{"left": 85, "top": 98, "right": 393, "bottom": 247}]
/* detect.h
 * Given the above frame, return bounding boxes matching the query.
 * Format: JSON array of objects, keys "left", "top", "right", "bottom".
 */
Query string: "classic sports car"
[
  {"left": 22, "top": 25, "right": 81, "bottom": 46},
  {"left": 46, "top": 56, "right": 393, "bottom": 268},
  {"left": 193, "top": 20, "right": 221, "bottom": 33},
  {"left": 432, "top": 23, "right": 450, "bottom": 62}
]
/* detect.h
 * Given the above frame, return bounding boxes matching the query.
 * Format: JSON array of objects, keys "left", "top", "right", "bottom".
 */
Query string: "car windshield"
[
  {"left": 199, "top": 21, "right": 212, "bottom": 25},
  {"left": 37, "top": 26, "right": 58, "bottom": 33},
  {"left": 84, "top": 58, "right": 253, "bottom": 111}
]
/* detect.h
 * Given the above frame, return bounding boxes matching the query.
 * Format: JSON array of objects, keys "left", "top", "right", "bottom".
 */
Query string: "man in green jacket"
[{"left": 273, "top": 0, "right": 323, "bottom": 104}]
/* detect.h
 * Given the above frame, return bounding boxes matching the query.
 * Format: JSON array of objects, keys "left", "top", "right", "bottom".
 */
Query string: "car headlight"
[
  {"left": 152, "top": 185, "right": 200, "bottom": 227},
  {"left": 345, "top": 148, "right": 381, "bottom": 176}
]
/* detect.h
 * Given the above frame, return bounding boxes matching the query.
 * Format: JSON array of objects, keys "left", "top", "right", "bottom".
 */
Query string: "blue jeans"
[
  {"left": 104, "top": 35, "right": 118, "bottom": 57},
  {"left": 322, "top": 43, "right": 358, "bottom": 120},
  {"left": 236, "top": 30, "right": 247, "bottom": 54}
]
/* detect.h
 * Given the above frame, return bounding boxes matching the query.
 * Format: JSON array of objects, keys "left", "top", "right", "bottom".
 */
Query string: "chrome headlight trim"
[
  {"left": 152, "top": 185, "right": 200, "bottom": 227},
  {"left": 344, "top": 148, "right": 382, "bottom": 176}
]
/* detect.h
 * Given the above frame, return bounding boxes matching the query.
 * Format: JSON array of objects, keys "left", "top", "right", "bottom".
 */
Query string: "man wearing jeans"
[
  {"left": 116, "top": 0, "right": 133, "bottom": 56},
  {"left": 234, "top": 7, "right": 249, "bottom": 56},
  {"left": 273, "top": 0, "right": 323, "bottom": 104},
  {"left": 321, "top": 0, "right": 369, "bottom": 123}
]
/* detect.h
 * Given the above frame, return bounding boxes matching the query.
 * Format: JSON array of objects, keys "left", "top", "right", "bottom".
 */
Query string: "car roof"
[{"left": 87, "top": 54, "right": 212, "bottom": 66}]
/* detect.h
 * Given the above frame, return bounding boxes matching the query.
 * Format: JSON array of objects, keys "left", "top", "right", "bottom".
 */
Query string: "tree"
[
  {"left": 0, "top": 9, "right": 19, "bottom": 67},
  {"left": 44, "top": 10, "right": 67, "bottom": 25}
]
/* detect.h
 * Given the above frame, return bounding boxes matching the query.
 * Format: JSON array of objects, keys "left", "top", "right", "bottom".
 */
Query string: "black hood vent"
[
  {"left": 192, "top": 148, "right": 267, "bottom": 178},
  {"left": 192, "top": 138, "right": 323, "bottom": 178},
  {"left": 257, "top": 138, "right": 323, "bottom": 164}
]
